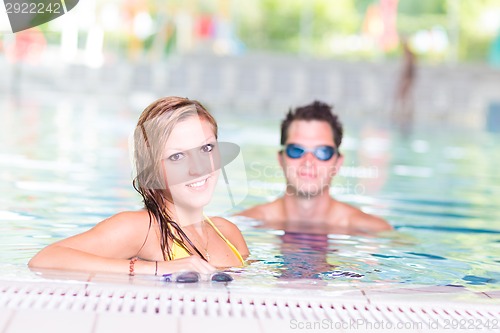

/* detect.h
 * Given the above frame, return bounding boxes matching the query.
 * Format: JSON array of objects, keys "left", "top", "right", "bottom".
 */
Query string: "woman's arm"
[
  {"left": 28, "top": 210, "right": 216, "bottom": 275},
  {"left": 28, "top": 211, "right": 152, "bottom": 273}
]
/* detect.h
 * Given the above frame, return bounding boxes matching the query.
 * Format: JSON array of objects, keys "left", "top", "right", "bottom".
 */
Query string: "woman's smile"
[{"left": 186, "top": 176, "right": 210, "bottom": 189}]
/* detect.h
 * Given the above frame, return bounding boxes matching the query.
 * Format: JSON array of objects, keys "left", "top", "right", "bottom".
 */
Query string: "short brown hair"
[{"left": 280, "top": 100, "right": 343, "bottom": 148}]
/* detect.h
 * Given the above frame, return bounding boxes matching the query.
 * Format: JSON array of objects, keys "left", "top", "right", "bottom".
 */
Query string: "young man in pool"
[{"left": 236, "top": 101, "right": 392, "bottom": 234}]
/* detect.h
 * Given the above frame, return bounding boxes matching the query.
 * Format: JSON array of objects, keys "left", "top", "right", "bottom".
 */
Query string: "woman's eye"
[
  {"left": 168, "top": 152, "right": 185, "bottom": 161},
  {"left": 201, "top": 144, "right": 214, "bottom": 153}
]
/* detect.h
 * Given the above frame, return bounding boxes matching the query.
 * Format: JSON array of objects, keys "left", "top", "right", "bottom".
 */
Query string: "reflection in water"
[
  {"left": 277, "top": 232, "right": 335, "bottom": 280},
  {"left": 238, "top": 219, "right": 500, "bottom": 292}
]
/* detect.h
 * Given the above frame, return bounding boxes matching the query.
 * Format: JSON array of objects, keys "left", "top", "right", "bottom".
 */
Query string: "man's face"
[{"left": 279, "top": 120, "right": 343, "bottom": 197}]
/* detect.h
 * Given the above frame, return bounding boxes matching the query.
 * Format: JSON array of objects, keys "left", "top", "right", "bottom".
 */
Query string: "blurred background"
[{"left": 1, "top": 0, "right": 500, "bottom": 129}]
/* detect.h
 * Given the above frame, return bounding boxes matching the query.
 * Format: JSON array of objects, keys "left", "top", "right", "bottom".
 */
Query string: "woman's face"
[{"left": 161, "top": 115, "right": 219, "bottom": 210}]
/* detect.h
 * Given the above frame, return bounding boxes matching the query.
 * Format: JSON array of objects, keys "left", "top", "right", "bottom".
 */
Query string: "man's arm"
[
  {"left": 349, "top": 210, "right": 393, "bottom": 233},
  {"left": 234, "top": 199, "right": 285, "bottom": 223},
  {"left": 234, "top": 205, "right": 265, "bottom": 220}
]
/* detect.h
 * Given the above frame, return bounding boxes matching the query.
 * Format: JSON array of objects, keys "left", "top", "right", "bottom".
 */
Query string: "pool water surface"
[{"left": 0, "top": 95, "right": 499, "bottom": 300}]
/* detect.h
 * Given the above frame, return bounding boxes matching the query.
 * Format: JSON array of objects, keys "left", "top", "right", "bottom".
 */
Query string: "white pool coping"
[{"left": 0, "top": 267, "right": 498, "bottom": 333}]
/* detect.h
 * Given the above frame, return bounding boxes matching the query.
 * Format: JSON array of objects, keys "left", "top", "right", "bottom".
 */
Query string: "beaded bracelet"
[{"left": 129, "top": 257, "right": 138, "bottom": 276}]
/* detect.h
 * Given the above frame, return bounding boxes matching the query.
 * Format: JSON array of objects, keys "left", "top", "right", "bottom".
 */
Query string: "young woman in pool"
[{"left": 29, "top": 97, "right": 249, "bottom": 277}]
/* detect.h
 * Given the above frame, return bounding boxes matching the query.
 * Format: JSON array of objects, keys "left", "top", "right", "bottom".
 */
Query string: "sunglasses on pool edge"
[{"left": 283, "top": 144, "right": 338, "bottom": 161}]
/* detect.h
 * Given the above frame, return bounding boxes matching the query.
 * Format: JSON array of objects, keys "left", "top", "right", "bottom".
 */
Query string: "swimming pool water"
[{"left": 0, "top": 95, "right": 499, "bottom": 294}]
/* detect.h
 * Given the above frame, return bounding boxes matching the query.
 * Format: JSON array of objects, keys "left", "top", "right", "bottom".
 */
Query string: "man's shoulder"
[
  {"left": 235, "top": 198, "right": 284, "bottom": 221},
  {"left": 351, "top": 211, "right": 392, "bottom": 232},
  {"left": 329, "top": 201, "right": 392, "bottom": 232}
]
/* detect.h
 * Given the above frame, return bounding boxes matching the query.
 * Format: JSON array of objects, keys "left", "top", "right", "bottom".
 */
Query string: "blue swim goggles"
[
  {"left": 284, "top": 144, "right": 337, "bottom": 161},
  {"left": 162, "top": 271, "right": 233, "bottom": 283}
]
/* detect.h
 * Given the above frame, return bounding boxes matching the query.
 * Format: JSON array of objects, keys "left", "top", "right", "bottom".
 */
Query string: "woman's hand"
[{"left": 157, "top": 256, "right": 216, "bottom": 275}]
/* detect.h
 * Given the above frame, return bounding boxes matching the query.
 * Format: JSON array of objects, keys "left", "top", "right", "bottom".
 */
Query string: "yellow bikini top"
[{"left": 170, "top": 214, "right": 244, "bottom": 265}]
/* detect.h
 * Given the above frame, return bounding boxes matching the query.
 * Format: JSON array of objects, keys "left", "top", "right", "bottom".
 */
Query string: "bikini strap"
[{"left": 203, "top": 213, "right": 244, "bottom": 265}]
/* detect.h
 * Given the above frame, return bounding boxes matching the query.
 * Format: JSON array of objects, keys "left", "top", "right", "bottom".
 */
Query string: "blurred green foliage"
[
  {"left": 239, "top": 0, "right": 362, "bottom": 55},
  {"left": 59, "top": 0, "right": 500, "bottom": 64},
  {"left": 235, "top": 0, "right": 500, "bottom": 63}
]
